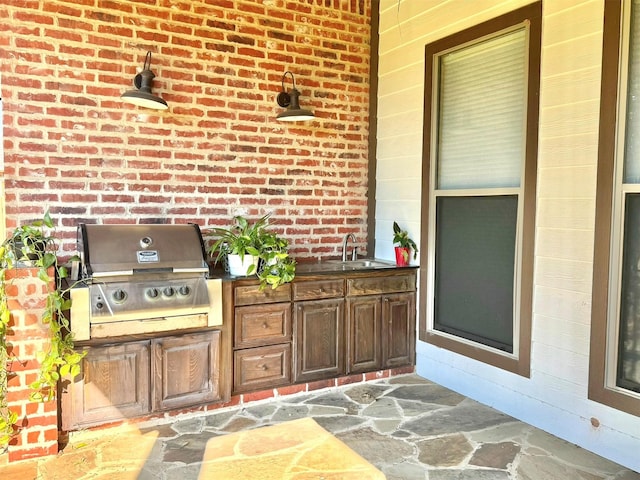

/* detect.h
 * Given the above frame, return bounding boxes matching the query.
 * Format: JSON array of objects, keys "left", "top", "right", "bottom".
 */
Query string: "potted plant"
[
  {"left": 0, "top": 211, "right": 84, "bottom": 449},
  {"left": 207, "top": 214, "right": 296, "bottom": 289},
  {"left": 392, "top": 221, "right": 418, "bottom": 267},
  {"left": 207, "top": 214, "right": 270, "bottom": 276}
]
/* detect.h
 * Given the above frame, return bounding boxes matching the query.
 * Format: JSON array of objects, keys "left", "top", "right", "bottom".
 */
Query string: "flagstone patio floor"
[{"left": 1, "top": 374, "right": 639, "bottom": 479}]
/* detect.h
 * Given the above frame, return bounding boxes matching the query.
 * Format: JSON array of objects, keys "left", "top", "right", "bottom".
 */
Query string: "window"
[
  {"left": 419, "top": 3, "right": 541, "bottom": 376},
  {"left": 590, "top": 0, "right": 640, "bottom": 416}
]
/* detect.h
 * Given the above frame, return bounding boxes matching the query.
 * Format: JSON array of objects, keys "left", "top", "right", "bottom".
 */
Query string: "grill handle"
[{"left": 132, "top": 267, "right": 174, "bottom": 274}]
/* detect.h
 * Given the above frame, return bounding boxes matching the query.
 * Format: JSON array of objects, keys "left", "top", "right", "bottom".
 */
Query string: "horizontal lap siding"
[
  {"left": 378, "top": 0, "right": 640, "bottom": 471},
  {"left": 536, "top": 0, "right": 601, "bottom": 389}
]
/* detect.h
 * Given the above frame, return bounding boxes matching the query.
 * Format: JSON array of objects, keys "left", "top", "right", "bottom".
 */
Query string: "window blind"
[{"left": 437, "top": 29, "right": 526, "bottom": 190}]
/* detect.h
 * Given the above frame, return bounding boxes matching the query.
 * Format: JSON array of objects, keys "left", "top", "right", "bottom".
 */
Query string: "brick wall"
[
  {"left": 4, "top": 267, "right": 58, "bottom": 462},
  {"left": 0, "top": 0, "right": 372, "bottom": 259}
]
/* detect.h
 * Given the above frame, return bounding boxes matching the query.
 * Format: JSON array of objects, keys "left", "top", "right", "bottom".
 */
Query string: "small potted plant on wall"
[
  {"left": 0, "top": 211, "right": 84, "bottom": 449},
  {"left": 207, "top": 213, "right": 296, "bottom": 289},
  {"left": 393, "top": 221, "right": 418, "bottom": 267}
]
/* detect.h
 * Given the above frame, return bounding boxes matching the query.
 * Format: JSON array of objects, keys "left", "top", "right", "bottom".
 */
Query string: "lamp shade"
[
  {"left": 276, "top": 72, "right": 314, "bottom": 122},
  {"left": 121, "top": 52, "right": 168, "bottom": 110}
]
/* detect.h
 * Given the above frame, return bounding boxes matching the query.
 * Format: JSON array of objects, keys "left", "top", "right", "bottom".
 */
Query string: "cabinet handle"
[
  {"left": 260, "top": 364, "right": 268, "bottom": 371},
  {"left": 262, "top": 322, "right": 268, "bottom": 329}
]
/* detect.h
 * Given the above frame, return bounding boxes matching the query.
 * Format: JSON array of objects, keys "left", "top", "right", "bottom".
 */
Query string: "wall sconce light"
[
  {"left": 121, "top": 51, "right": 168, "bottom": 110},
  {"left": 276, "top": 71, "right": 315, "bottom": 122}
]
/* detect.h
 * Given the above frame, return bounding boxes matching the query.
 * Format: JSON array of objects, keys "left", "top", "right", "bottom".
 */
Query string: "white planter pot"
[{"left": 227, "top": 254, "right": 259, "bottom": 276}]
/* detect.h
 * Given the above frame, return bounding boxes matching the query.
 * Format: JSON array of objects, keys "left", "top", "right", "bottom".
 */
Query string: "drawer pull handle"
[
  {"left": 260, "top": 364, "right": 268, "bottom": 370},
  {"left": 262, "top": 322, "right": 268, "bottom": 329}
]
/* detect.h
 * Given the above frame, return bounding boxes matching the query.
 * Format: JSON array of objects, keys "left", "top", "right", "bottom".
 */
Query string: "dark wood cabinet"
[
  {"left": 152, "top": 331, "right": 221, "bottom": 411},
  {"left": 62, "top": 329, "right": 225, "bottom": 430},
  {"left": 63, "top": 341, "right": 150, "bottom": 429},
  {"left": 231, "top": 269, "right": 416, "bottom": 393},
  {"left": 346, "top": 272, "right": 416, "bottom": 373},
  {"left": 382, "top": 292, "right": 415, "bottom": 367},
  {"left": 235, "top": 303, "right": 291, "bottom": 348},
  {"left": 232, "top": 283, "right": 292, "bottom": 393},
  {"left": 234, "top": 344, "right": 291, "bottom": 392},
  {"left": 347, "top": 296, "right": 382, "bottom": 373},
  {"left": 293, "top": 298, "right": 345, "bottom": 383}
]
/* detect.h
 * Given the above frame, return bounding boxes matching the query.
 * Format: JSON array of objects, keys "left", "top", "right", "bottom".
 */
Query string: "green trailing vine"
[
  {"left": 0, "top": 272, "right": 17, "bottom": 448},
  {"left": 0, "top": 211, "right": 84, "bottom": 449}
]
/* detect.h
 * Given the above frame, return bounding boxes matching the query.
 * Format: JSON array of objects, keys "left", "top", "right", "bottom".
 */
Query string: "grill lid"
[{"left": 78, "top": 224, "right": 208, "bottom": 278}]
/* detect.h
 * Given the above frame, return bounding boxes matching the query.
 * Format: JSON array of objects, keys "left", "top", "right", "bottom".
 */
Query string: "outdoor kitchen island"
[
  {"left": 61, "top": 260, "right": 417, "bottom": 431},
  {"left": 231, "top": 262, "right": 417, "bottom": 395}
]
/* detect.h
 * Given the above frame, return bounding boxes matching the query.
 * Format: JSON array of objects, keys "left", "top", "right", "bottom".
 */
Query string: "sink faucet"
[{"left": 341, "top": 233, "right": 358, "bottom": 262}]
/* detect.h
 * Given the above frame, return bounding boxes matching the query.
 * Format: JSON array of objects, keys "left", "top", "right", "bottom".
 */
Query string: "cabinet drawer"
[
  {"left": 347, "top": 273, "right": 416, "bottom": 296},
  {"left": 234, "top": 283, "right": 292, "bottom": 306},
  {"left": 234, "top": 344, "right": 291, "bottom": 393},
  {"left": 293, "top": 279, "right": 344, "bottom": 301},
  {"left": 235, "top": 303, "right": 291, "bottom": 348}
]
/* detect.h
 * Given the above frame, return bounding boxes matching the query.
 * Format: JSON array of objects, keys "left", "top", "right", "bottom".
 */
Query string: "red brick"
[
  {"left": 21, "top": 413, "right": 57, "bottom": 428},
  {"left": 276, "top": 383, "right": 307, "bottom": 397},
  {"left": 2, "top": 1, "right": 370, "bottom": 264},
  {"left": 364, "top": 370, "right": 389, "bottom": 381},
  {"left": 306, "top": 378, "right": 336, "bottom": 392},
  {"left": 242, "top": 389, "right": 275, "bottom": 403},
  {"left": 390, "top": 365, "right": 416, "bottom": 376},
  {"left": 43, "top": 428, "right": 58, "bottom": 442},
  {"left": 2, "top": 0, "right": 372, "bottom": 461},
  {"left": 8, "top": 443, "right": 57, "bottom": 462},
  {"left": 213, "top": 395, "right": 242, "bottom": 410},
  {"left": 336, "top": 373, "right": 364, "bottom": 386}
]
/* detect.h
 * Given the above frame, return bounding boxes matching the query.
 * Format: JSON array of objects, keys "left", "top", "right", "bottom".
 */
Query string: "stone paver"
[
  {"left": 416, "top": 433, "right": 473, "bottom": 467},
  {"left": 402, "top": 400, "right": 515, "bottom": 437},
  {"left": 337, "top": 427, "right": 415, "bottom": 465}
]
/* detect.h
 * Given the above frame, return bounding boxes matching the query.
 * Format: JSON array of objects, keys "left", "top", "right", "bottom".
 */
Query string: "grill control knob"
[
  {"left": 163, "top": 287, "right": 175, "bottom": 297},
  {"left": 112, "top": 289, "right": 127, "bottom": 303},
  {"left": 178, "top": 286, "right": 191, "bottom": 296},
  {"left": 147, "top": 288, "right": 159, "bottom": 299},
  {"left": 96, "top": 302, "right": 104, "bottom": 309}
]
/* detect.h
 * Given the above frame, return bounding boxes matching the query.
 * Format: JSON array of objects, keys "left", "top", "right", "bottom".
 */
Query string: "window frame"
[
  {"left": 590, "top": 0, "right": 640, "bottom": 416},
  {"left": 419, "top": 2, "right": 542, "bottom": 377}
]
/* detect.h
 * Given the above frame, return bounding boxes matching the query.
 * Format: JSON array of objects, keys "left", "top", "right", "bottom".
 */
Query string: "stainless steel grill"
[{"left": 70, "top": 223, "right": 222, "bottom": 341}]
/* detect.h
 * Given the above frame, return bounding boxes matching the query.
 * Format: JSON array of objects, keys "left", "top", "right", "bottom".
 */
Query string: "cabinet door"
[
  {"left": 347, "top": 296, "right": 382, "bottom": 373},
  {"left": 293, "top": 299, "right": 345, "bottom": 383},
  {"left": 152, "top": 330, "right": 221, "bottom": 411},
  {"left": 61, "top": 341, "right": 150, "bottom": 430},
  {"left": 382, "top": 292, "right": 416, "bottom": 368}
]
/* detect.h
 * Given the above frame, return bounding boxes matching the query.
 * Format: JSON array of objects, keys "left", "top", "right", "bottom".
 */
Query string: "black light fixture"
[
  {"left": 276, "top": 71, "right": 315, "bottom": 122},
  {"left": 121, "top": 51, "right": 168, "bottom": 110}
]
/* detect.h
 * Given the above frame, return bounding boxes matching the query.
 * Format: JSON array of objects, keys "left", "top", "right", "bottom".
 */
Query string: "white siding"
[{"left": 375, "top": 0, "right": 640, "bottom": 471}]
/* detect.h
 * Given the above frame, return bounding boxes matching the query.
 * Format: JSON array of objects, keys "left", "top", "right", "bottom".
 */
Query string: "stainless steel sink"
[
  {"left": 325, "top": 259, "right": 395, "bottom": 268},
  {"left": 296, "top": 258, "right": 397, "bottom": 273}
]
